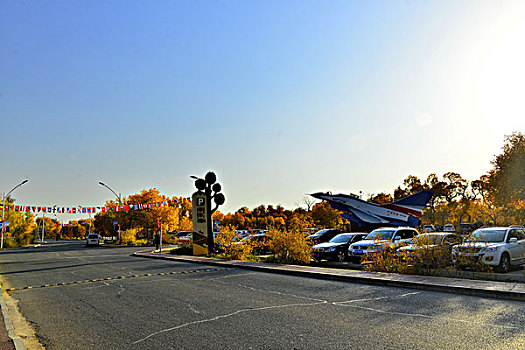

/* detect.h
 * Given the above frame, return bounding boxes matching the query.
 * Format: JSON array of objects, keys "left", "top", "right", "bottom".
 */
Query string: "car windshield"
[
  {"left": 87, "top": 235, "right": 98, "bottom": 239},
  {"left": 466, "top": 230, "right": 506, "bottom": 243},
  {"left": 413, "top": 234, "right": 443, "bottom": 245},
  {"left": 329, "top": 235, "right": 351, "bottom": 243},
  {"left": 311, "top": 229, "right": 329, "bottom": 237},
  {"left": 365, "top": 230, "right": 394, "bottom": 240}
]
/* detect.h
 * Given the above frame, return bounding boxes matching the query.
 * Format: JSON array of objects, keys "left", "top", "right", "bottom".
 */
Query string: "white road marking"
[
  {"left": 116, "top": 284, "right": 125, "bottom": 296},
  {"left": 133, "top": 300, "right": 328, "bottom": 344},
  {"left": 336, "top": 304, "right": 522, "bottom": 330},
  {"left": 333, "top": 291, "right": 421, "bottom": 305}
]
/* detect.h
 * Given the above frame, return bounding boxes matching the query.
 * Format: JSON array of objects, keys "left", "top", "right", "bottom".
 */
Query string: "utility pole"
[
  {"left": 99, "top": 181, "right": 122, "bottom": 243},
  {"left": 1, "top": 180, "right": 29, "bottom": 249}
]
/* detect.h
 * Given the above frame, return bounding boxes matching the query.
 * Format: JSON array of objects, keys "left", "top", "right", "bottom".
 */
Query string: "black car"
[
  {"left": 307, "top": 229, "right": 342, "bottom": 245},
  {"left": 236, "top": 233, "right": 271, "bottom": 254},
  {"left": 312, "top": 233, "right": 367, "bottom": 262}
]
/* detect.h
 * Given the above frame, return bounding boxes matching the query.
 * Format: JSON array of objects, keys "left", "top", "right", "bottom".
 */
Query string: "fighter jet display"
[{"left": 310, "top": 190, "right": 433, "bottom": 230}]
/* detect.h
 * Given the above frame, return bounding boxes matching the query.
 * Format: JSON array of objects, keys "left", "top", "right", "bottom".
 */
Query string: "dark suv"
[
  {"left": 312, "top": 233, "right": 367, "bottom": 262},
  {"left": 307, "top": 229, "right": 341, "bottom": 245}
]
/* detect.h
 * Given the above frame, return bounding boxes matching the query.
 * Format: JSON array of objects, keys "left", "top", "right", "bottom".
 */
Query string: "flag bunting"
[{"left": 0, "top": 197, "right": 192, "bottom": 214}]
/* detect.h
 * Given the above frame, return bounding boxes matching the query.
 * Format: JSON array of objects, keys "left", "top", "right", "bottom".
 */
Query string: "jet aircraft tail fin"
[
  {"left": 382, "top": 190, "right": 433, "bottom": 218},
  {"left": 390, "top": 190, "right": 433, "bottom": 208}
]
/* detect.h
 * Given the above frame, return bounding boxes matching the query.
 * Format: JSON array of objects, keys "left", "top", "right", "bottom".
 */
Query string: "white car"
[
  {"left": 422, "top": 225, "right": 436, "bottom": 232},
  {"left": 443, "top": 224, "right": 455, "bottom": 232},
  {"left": 452, "top": 227, "right": 525, "bottom": 273},
  {"left": 85, "top": 234, "right": 100, "bottom": 247},
  {"left": 348, "top": 227, "right": 419, "bottom": 263}
]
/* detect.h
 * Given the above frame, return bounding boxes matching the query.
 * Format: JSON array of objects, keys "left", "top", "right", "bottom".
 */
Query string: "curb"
[
  {"left": 134, "top": 250, "right": 525, "bottom": 302},
  {"left": 0, "top": 288, "right": 25, "bottom": 350}
]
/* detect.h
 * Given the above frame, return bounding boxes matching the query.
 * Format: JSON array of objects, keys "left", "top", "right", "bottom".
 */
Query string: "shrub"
[
  {"left": 120, "top": 228, "right": 139, "bottom": 245},
  {"left": 163, "top": 234, "right": 178, "bottom": 245},
  {"left": 215, "top": 225, "right": 259, "bottom": 261},
  {"left": 267, "top": 217, "right": 312, "bottom": 265},
  {"left": 363, "top": 234, "right": 493, "bottom": 275},
  {"left": 451, "top": 237, "right": 494, "bottom": 273},
  {"left": 362, "top": 244, "right": 411, "bottom": 274},
  {"left": 135, "top": 239, "right": 148, "bottom": 246}
]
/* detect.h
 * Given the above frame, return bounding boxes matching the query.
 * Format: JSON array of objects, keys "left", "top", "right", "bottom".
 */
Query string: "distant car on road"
[
  {"left": 85, "top": 234, "right": 100, "bottom": 247},
  {"left": 306, "top": 229, "right": 341, "bottom": 245},
  {"left": 452, "top": 226, "right": 525, "bottom": 273},
  {"left": 312, "top": 233, "right": 367, "bottom": 263}
]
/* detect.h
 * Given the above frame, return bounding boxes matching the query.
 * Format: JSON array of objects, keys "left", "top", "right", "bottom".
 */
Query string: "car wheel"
[
  {"left": 335, "top": 250, "right": 346, "bottom": 262},
  {"left": 349, "top": 257, "right": 360, "bottom": 264},
  {"left": 497, "top": 253, "right": 511, "bottom": 273}
]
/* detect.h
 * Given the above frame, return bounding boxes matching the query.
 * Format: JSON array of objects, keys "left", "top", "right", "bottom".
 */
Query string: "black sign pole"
[{"left": 206, "top": 185, "right": 214, "bottom": 254}]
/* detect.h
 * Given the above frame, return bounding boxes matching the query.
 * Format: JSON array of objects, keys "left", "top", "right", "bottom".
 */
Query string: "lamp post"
[
  {"left": 1, "top": 179, "right": 29, "bottom": 249},
  {"left": 53, "top": 212, "right": 63, "bottom": 241},
  {"left": 98, "top": 181, "right": 122, "bottom": 243},
  {"left": 40, "top": 211, "right": 45, "bottom": 242}
]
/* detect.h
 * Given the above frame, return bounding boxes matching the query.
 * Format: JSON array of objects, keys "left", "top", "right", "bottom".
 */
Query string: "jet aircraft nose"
[{"left": 310, "top": 192, "right": 327, "bottom": 199}]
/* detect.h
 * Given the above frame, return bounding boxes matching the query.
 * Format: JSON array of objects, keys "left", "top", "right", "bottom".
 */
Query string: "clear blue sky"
[{"left": 1, "top": 0, "right": 524, "bottom": 219}]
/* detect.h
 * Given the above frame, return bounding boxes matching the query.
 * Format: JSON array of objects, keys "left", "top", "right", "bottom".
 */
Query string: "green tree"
[{"left": 489, "top": 131, "right": 525, "bottom": 204}]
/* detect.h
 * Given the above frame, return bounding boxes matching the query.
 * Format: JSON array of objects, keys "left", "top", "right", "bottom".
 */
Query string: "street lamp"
[
  {"left": 98, "top": 181, "right": 122, "bottom": 242},
  {"left": 39, "top": 211, "right": 45, "bottom": 242},
  {"left": 1, "top": 179, "right": 29, "bottom": 249},
  {"left": 98, "top": 182, "right": 122, "bottom": 206},
  {"left": 53, "top": 211, "right": 63, "bottom": 241},
  {"left": 53, "top": 205, "right": 64, "bottom": 241}
]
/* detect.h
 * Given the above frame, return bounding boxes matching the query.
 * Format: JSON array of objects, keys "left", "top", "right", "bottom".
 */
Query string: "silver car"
[
  {"left": 86, "top": 234, "right": 100, "bottom": 247},
  {"left": 452, "top": 227, "right": 525, "bottom": 273}
]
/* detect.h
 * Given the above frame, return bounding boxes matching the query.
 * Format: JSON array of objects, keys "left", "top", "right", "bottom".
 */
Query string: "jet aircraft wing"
[{"left": 344, "top": 205, "right": 390, "bottom": 224}]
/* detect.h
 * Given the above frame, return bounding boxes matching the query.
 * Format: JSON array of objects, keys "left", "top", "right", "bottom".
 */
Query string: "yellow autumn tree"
[{"left": 94, "top": 188, "right": 186, "bottom": 241}]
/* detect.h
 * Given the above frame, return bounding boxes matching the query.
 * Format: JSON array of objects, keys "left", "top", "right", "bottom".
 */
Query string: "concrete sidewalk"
[{"left": 135, "top": 250, "right": 525, "bottom": 302}]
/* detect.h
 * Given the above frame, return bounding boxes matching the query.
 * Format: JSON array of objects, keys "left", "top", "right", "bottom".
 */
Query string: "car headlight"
[
  {"left": 326, "top": 247, "right": 336, "bottom": 252},
  {"left": 482, "top": 247, "right": 498, "bottom": 253}
]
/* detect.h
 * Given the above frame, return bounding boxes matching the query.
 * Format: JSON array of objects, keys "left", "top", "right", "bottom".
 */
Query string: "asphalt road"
[{"left": 1, "top": 241, "right": 525, "bottom": 350}]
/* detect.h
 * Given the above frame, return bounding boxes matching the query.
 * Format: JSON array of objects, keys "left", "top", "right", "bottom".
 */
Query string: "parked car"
[
  {"left": 452, "top": 226, "right": 525, "bottom": 273},
  {"left": 175, "top": 231, "right": 197, "bottom": 244},
  {"left": 459, "top": 222, "right": 472, "bottom": 234},
  {"left": 397, "top": 232, "right": 462, "bottom": 266},
  {"left": 306, "top": 229, "right": 342, "bottom": 245},
  {"left": 443, "top": 224, "right": 455, "bottom": 232},
  {"left": 348, "top": 227, "right": 419, "bottom": 263},
  {"left": 422, "top": 225, "right": 436, "bottom": 232},
  {"left": 235, "top": 233, "right": 271, "bottom": 254},
  {"left": 175, "top": 230, "right": 197, "bottom": 238},
  {"left": 85, "top": 234, "right": 100, "bottom": 247},
  {"left": 312, "top": 233, "right": 367, "bottom": 263}
]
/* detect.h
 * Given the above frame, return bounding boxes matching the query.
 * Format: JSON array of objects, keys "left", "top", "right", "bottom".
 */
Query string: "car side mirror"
[
  {"left": 509, "top": 237, "right": 518, "bottom": 243},
  {"left": 394, "top": 236, "right": 401, "bottom": 241}
]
